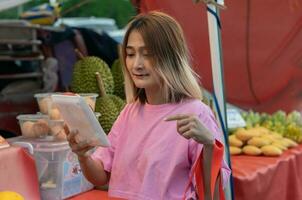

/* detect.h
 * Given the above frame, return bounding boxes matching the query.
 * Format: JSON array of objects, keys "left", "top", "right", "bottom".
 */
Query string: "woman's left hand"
[{"left": 165, "top": 114, "right": 215, "bottom": 145}]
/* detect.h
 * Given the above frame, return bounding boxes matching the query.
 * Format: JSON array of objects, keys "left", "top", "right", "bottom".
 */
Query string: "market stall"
[{"left": 1, "top": 1, "right": 302, "bottom": 200}]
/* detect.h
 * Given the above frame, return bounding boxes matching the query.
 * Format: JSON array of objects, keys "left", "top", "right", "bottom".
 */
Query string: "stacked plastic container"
[
  {"left": 9, "top": 136, "right": 94, "bottom": 199},
  {"left": 12, "top": 92, "right": 100, "bottom": 199}
]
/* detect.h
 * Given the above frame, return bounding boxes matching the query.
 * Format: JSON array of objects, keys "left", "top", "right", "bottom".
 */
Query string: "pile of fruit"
[
  {"left": 241, "top": 110, "right": 302, "bottom": 143},
  {"left": 229, "top": 126, "right": 298, "bottom": 156}
]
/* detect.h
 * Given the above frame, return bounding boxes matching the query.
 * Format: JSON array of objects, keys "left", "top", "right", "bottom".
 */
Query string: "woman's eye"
[
  {"left": 143, "top": 53, "right": 152, "bottom": 57},
  {"left": 126, "top": 53, "right": 135, "bottom": 57}
]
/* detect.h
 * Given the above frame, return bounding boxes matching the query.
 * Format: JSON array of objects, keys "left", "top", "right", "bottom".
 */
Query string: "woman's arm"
[
  {"left": 165, "top": 114, "right": 223, "bottom": 199},
  {"left": 65, "top": 127, "right": 109, "bottom": 186},
  {"left": 78, "top": 155, "right": 109, "bottom": 186}
]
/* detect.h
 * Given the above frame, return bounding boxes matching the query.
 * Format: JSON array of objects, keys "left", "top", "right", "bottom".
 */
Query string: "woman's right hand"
[{"left": 64, "top": 125, "right": 95, "bottom": 160}]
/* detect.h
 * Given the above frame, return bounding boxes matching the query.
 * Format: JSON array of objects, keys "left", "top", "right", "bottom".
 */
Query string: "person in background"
[{"left": 66, "top": 11, "right": 230, "bottom": 200}]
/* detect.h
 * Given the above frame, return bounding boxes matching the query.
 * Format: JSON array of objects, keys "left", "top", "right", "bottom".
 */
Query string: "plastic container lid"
[
  {"left": 16, "top": 114, "right": 49, "bottom": 122},
  {"left": 9, "top": 136, "right": 69, "bottom": 152},
  {"left": 34, "top": 93, "right": 52, "bottom": 98}
]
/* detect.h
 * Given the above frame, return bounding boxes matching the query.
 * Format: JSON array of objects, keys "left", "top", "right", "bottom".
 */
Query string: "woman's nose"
[{"left": 133, "top": 55, "right": 143, "bottom": 69}]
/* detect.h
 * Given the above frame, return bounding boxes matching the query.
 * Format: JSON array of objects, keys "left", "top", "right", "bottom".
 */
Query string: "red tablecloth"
[
  {"left": 68, "top": 144, "right": 302, "bottom": 200},
  {"left": 231, "top": 144, "right": 302, "bottom": 200},
  {"left": 68, "top": 189, "right": 124, "bottom": 200},
  {"left": 67, "top": 190, "right": 109, "bottom": 200}
]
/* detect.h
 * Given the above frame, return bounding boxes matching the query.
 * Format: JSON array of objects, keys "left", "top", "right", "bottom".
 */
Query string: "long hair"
[{"left": 121, "top": 11, "right": 203, "bottom": 103}]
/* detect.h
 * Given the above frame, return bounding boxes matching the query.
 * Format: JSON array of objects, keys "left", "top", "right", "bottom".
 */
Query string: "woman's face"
[{"left": 125, "top": 30, "right": 160, "bottom": 92}]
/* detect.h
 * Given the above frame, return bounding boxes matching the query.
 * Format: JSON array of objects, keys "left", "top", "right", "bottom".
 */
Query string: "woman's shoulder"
[
  {"left": 181, "top": 98, "right": 212, "bottom": 113},
  {"left": 118, "top": 101, "right": 141, "bottom": 115}
]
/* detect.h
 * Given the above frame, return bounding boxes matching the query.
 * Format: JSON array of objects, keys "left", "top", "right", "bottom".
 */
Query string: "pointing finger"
[{"left": 164, "top": 114, "right": 189, "bottom": 121}]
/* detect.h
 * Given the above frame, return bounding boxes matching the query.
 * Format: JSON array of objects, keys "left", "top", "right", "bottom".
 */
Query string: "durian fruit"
[
  {"left": 111, "top": 59, "right": 125, "bottom": 99},
  {"left": 95, "top": 72, "right": 125, "bottom": 134},
  {"left": 110, "top": 95, "right": 126, "bottom": 112},
  {"left": 71, "top": 49, "right": 114, "bottom": 95}
]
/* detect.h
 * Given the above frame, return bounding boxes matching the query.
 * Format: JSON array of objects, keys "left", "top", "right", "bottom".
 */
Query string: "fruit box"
[{"left": 8, "top": 136, "right": 94, "bottom": 200}]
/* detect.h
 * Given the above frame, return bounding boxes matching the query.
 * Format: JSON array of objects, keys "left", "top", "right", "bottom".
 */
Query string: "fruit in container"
[
  {"left": 78, "top": 93, "right": 98, "bottom": 111},
  {"left": 54, "top": 129, "right": 67, "bottom": 140},
  {"left": 48, "top": 118, "right": 68, "bottom": 140},
  {"left": 34, "top": 93, "right": 52, "bottom": 114},
  {"left": 32, "top": 119, "right": 49, "bottom": 137},
  {"left": 17, "top": 114, "right": 50, "bottom": 138},
  {"left": 48, "top": 119, "right": 64, "bottom": 136},
  {"left": 49, "top": 108, "right": 61, "bottom": 120},
  {"left": 21, "top": 121, "right": 35, "bottom": 137}
]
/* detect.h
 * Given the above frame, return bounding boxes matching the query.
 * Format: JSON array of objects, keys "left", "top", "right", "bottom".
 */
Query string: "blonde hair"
[{"left": 121, "top": 11, "right": 203, "bottom": 103}]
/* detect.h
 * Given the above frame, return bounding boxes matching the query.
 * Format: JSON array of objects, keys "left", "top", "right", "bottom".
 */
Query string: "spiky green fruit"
[
  {"left": 111, "top": 59, "right": 125, "bottom": 99},
  {"left": 109, "top": 94, "right": 126, "bottom": 112},
  {"left": 95, "top": 96, "right": 120, "bottom": 134},
  {"left": 71, "top": 56, "right": 114, "bottom": 94}
]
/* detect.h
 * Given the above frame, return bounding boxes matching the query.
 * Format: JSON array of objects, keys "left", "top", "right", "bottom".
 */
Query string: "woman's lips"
[{"left": 133, "top": 73, "right": 149, "bottom": 77}]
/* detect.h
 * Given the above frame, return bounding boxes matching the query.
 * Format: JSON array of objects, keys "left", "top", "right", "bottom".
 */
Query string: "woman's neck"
[{"left": 145, "top": 88, "right": 165, "bottom": 105}]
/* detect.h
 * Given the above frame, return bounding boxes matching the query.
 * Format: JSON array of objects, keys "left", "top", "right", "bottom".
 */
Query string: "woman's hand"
[
  {"left": 64, "top": 125, "right": 95, "bottom": 160},
  {"left": 165, "top": 114, "right": 215, "bottom": 145}
]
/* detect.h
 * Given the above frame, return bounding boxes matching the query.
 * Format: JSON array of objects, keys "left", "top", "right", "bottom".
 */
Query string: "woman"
[{"left": 67, "top": 11, "right": 230, "bottom": 200}]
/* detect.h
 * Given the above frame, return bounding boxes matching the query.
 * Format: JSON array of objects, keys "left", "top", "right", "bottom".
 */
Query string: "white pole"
[{"left": 205, "top": 1, "right": 233, "bottom": 200}]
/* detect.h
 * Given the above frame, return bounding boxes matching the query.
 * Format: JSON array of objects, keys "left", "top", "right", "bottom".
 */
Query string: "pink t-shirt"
[{"left": 91, "top": 99, "right": 230, "bottom": 200}]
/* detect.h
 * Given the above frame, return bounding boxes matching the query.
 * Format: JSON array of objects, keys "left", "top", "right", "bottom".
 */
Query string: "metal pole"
[{"left": 205, "top": 1, "right": 234, "bottom": 200}]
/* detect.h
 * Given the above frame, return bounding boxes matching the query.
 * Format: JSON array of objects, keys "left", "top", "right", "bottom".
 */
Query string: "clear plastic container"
[
  {"left": 34, "top": 93, "right": 53, "bottom": 114},
  {"left": 8, "top": 136, "right": 94, "bottom": 200},
  {"left": 17, "top": 114, "right": 50, "bottom": 138},
  {"left": 35, "top": 93, "right": 63, "bottom": 120},
  {"left": 48, "top": 119, "right": 66, "bottom": 140},
  {"left": 78, "top": 93, "right": 98, "bottom": 111}
]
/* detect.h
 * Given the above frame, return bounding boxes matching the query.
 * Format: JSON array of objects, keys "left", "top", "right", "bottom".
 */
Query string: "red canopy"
[{"left": 131, "top": 0, "right": 302, "bottom": 114}]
